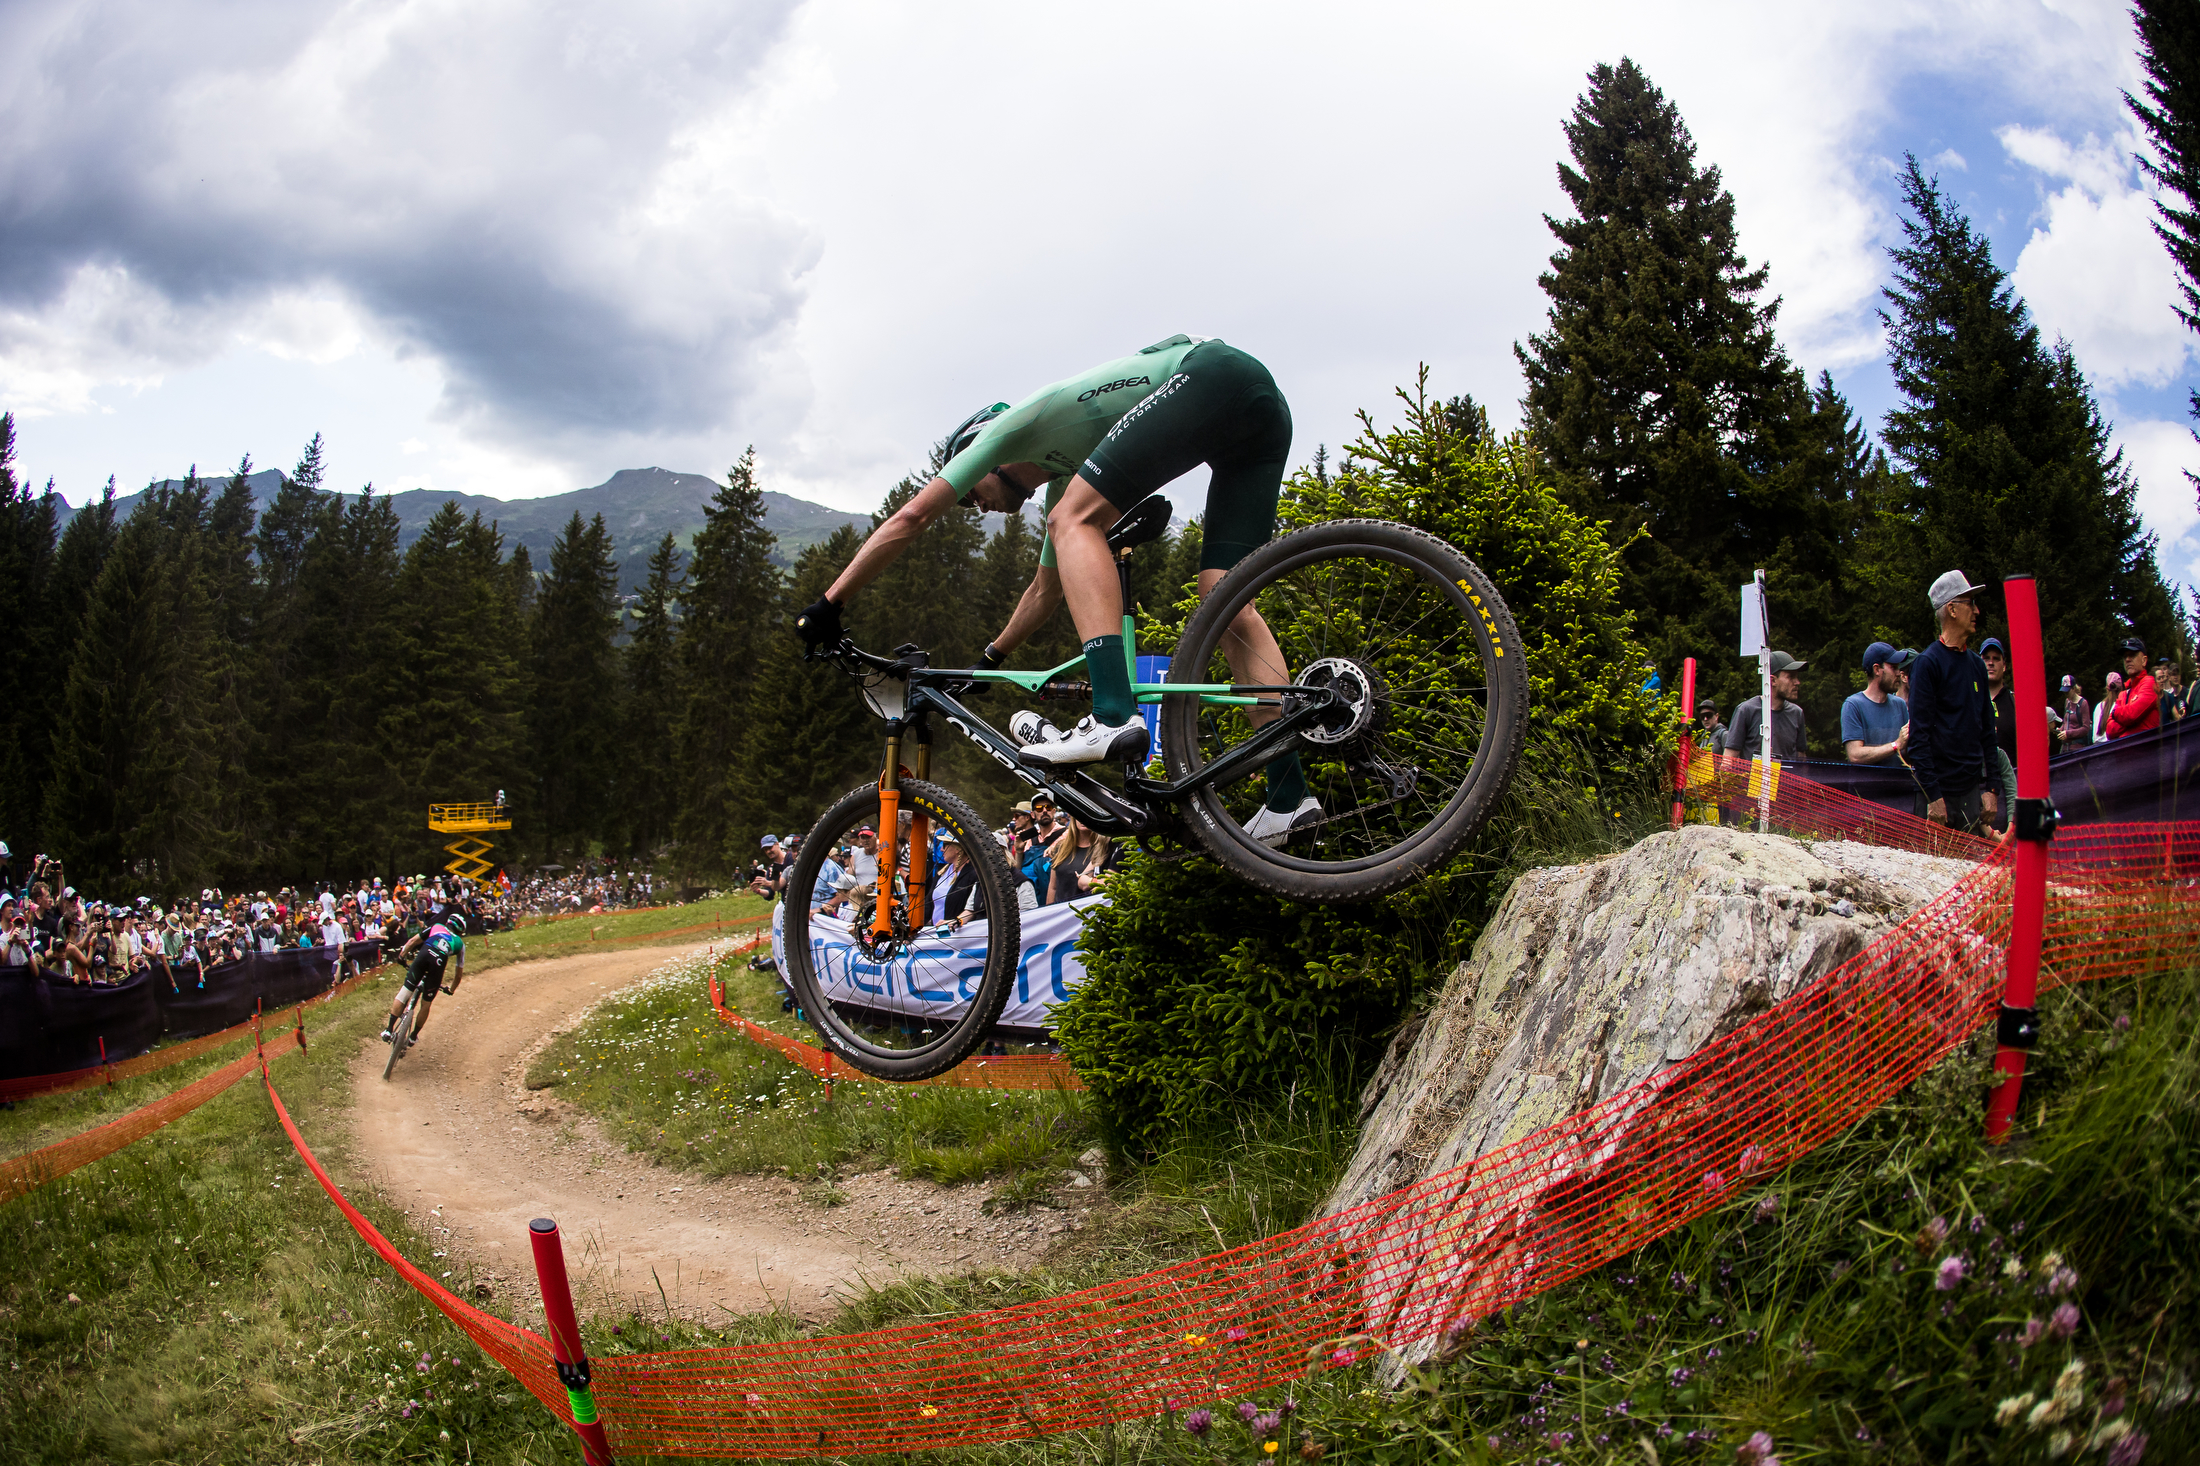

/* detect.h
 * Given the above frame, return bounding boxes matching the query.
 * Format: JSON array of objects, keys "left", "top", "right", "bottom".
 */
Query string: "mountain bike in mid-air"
[{"left": 782, "top": 508, "right": 1527, "bottom": 1081}]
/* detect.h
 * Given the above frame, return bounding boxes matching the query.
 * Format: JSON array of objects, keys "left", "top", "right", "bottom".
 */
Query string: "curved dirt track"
[{"left": 349, "top": 942, "right": 1066, "bottom": 1324}]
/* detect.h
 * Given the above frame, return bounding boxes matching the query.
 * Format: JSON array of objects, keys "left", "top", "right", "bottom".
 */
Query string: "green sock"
[
  {"left": 1085, "top": 634, "right": 1136, "bottom": 725},
  {"left": 1266, "top": 751, "right": 1308, "bottom": 813}
]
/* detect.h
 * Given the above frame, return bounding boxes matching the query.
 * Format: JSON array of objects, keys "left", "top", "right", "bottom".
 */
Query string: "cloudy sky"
[{"left": 4, "top": 0, "right": 2196, "bottom": 584}]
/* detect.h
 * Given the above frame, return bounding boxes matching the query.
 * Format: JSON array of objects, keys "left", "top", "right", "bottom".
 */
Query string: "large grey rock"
[{"left": 1327, "top": 826, "right": 1975, "bottom": 1223}]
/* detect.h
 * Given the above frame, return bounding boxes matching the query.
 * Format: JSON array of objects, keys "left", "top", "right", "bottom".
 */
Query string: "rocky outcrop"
[{"left": 1325, "top": 826, "right": 1976, "bottom": 1223}]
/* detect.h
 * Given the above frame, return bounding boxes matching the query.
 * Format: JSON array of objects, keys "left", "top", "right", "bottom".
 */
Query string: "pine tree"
[
  {"left": 291, "top": 487, "right": 405, "bottom": 880},
  {"left": 2128, "top": 0, "right": 2200, "bottom": 455},
  {"left": 40, "top": 504, "right": 221, "bottom": 892},
  {"left": 201, "top": 456, "right": 266, "bottom": 876},
  {"left": 253, "top": 435, "right": 332, "bottom": 867},
  {"left": 529, "top": 511, "right": 622, "bottom": 859},
  {"left": 672, "top": 449, "right": 779, "bottom": 875},
  {"left": 0, "top": 415, "right": 59, "bottom": 846},
  {"left": 1516, "top": 58, "right": 1843, "bottom": 719},
  {"left": 619, "top": 533, "right": 686, "bottom": 859},
  {"left": 1878, "top": 158, "right": 2187, "bottom": 676},
  {"left": 377, "top": 509, "right": 530, "bottom": 878}
]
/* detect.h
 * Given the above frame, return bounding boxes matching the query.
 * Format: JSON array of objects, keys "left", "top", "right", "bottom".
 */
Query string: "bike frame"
[{"left": 834, "top": 542, "right": 1337, "bottom": 944}]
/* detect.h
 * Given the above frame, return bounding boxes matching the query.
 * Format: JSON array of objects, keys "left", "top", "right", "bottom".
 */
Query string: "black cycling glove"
[{"left": 796, "top": 594, "right": 843, "bottom": 647}]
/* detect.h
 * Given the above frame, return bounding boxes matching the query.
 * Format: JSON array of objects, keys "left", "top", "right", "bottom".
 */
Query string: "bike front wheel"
[
  {"left": 382, "top": 989, "right": 417, "bottom": 1081},
  {"left": 782, "top": 778, "right": 1022, "bottom": 1081},
  {"left": 1159, "top": 518, "right": 1528, "bottom": 901}
]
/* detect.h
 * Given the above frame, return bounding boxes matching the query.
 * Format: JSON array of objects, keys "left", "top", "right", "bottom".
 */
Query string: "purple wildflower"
[
  {"left": 1736, "top": 1431, "right": 1780, "bottom": 1466},
  {"left": 1237, "top": 1402, "right": 1260, "bottom": 1423},
  {"left": 2105, "top": 1432, "right": 2148, "bottom": 1466},
  {"left": 2019, "top": 1316, "right": 2046, "bottom": 1347},
  {"left": 1919, "top": 1216, "right": 1950, "bottom": 1248},
  {"left": 2115, "top": 1014, "right": 2132, "bottom": 1032},
  {"left": 1754, "top": 1193, "right": 1781, "bottom": 1224},
  {"left": 1183, "top": 1410, "right": 1213, "bottom": 1438},
  {"left": 1670, "top": 1270, "right": 1692, "bottom": 1294},
  {"left": 1703, "top": 1170, "right": 1728, "bottom": 1194},
  {"left": 1328, "top": 1346, "right": 1359, "bottom": 1368},
  {"left": 1739, "top": 1143, "right": 1769, "bottom": 1172},
  {"left": 2048, "top": 1266, "right": 2079, "bottom": 1297},
  {"left": 1970, "top": 1215, "right": 1986, "bottom": 1233},
  {"left": 1253, "top": 1411, "right": 1282, "bottom": 1437},
  {"left": 400, "top": 1404, "right": 415, "bottom": 1419},
  {"left": 1280, "top": 1396, "right": 1299, "bottom": 1418},
  {"left": 416, "top": 1361, "right": 431, "bottom": 1374},
  {"left": 1657, "top": 1423, "right": 1675, "bottom": 1439},
  {"left": 2048, "top": 1302, "right": 2080, "bottom": 1340},
  {"left": 1222, "top": 1326, "right": 1250, "bottom": 1343},
  {"left": 1936, "top": 1257, "right": 1967, "bottom": 1291}
]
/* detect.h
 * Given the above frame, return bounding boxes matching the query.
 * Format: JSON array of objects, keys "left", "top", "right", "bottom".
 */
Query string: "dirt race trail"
[{"left": 349, "top": 942, "right": 1068, "bottom": 1326}]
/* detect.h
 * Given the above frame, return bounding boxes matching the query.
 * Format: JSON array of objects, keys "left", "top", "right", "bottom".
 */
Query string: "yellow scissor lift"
[{"left": 428, "top": 802, "right": 511, "bottom": 885}]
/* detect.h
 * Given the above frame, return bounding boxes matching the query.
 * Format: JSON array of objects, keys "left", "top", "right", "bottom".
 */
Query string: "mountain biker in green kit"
[{"left": 796, "top": 334, "right": 1319, "bottom": 844}]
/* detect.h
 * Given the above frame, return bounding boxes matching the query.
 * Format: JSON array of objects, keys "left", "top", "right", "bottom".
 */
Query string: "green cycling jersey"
[{"left": 939, "top": 334, "right": 1208, "bottom": 566}]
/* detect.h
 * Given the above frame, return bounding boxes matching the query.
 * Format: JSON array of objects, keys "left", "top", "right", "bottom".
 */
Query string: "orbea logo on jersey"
[{"left": 1077, "top": 374, "right": 1153, "bottom": 403}]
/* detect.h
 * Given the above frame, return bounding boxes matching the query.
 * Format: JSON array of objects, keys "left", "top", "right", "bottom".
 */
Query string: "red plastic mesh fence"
[
  {"left": 0, "top": 1023, "right": 304, "bottom": 1205},
  {"left": 260, "top": 1072, "right": 572, "bottom": 1426},
  {"left": 240, "top": 769, "right": 2198, "bottom": 1458}
]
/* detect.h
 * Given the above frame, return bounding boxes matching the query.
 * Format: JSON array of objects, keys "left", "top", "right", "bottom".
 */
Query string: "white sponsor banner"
[{"left": 773, "top": 896, "right": 1097, "bottom": 1030}]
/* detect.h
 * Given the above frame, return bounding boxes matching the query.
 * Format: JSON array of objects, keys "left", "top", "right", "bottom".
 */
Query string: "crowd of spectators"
[
  {"left": 740, "top": 791, "right": 1126, "bottom": 977},
  {"left": 507, "top": 866, "right": 661, "bottom": 915},
  {"left": 1691, "top": 566, "right": 2189, "bottom": 834},
  {"left": 0, "top": 849, "right": 501, "bottom": 988}
]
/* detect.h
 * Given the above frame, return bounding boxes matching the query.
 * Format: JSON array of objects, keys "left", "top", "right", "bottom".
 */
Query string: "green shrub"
[{"left": 1064, "top": 374, "right": 1671, "bottom": 1154}]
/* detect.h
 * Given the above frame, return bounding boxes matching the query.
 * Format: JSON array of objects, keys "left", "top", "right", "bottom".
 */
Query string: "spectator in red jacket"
[{"left": 2105, "top": 637, "right": 2160, "bottom": 740}]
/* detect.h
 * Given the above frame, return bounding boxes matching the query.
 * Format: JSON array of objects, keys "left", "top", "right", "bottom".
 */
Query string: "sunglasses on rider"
[{"left": 991, "top": 467, "right": 1035, "bottom": 512}]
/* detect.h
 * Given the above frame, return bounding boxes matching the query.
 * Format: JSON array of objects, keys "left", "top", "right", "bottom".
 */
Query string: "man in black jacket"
[{"left": 1909, "top": 571, "right": 1999, "bottom": 831}]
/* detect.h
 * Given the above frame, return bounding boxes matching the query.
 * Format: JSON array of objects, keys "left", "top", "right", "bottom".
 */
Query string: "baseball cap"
[
  {"left": 1694, "top": 697, "right": 1718, "bottom": 715},
  {"left": 1012, "top": 801, "right": 1035, "bottom": 814},
  {"left": 1861, "top": 641, "right": 1897, "bottom": 672},
  {"left": 855, "top": 826, "right": 876, "bottom": 837},
  {"left": 1928, "top": 570, "right": 1986, "bottom": 611},
  {"left": 1891, "top": 648, "right": 1919, "bottom": 670},
  {"left": 2121, "top": 636, "right": 2148, "bottom": 656},
  {"left": 759, "top": 834, "right": 779, "bottom": 848},
  {"left": 2108, "top": 670, "right": 2125, "bottom": 686},
  {"left": 2060, "top": 674, "right": 2075, "bottom": 691},
  {"left": 1767, "top": 650, "right": 1807, "bottom": 673},
  {"left": 1980, "top": 637, "right": 2006, "bottom": 657}
]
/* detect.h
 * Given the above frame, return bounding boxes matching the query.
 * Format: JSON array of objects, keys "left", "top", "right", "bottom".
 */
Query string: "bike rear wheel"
[
  {"left": 782, "top": 778, "right": 1022, "bottom": 1081},
  {"left": 1160, "top": 518, "right": 1527, "bottom": 901},
  {"left": 382, "top": 989, "right": 417, "bottom": 1081}
]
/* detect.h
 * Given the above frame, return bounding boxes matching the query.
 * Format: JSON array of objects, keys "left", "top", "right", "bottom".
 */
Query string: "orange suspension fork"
[
  {"left": 906, "top": 734, "right": 933, "bottom": 924},
  {"left": 873, "top": 730, "right": 902, "bottom": 939}
]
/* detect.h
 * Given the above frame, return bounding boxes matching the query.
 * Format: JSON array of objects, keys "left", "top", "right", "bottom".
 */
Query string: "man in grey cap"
[
  {"left": 1909, "top": 570, "right": 1998, "bottom": 830},
  {"left": 1725, "top": 651, "right": 1809, "bottom": 764}
]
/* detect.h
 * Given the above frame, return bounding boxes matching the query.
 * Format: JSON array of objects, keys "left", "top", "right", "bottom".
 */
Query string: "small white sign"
[{"left": 1739, "top": 577, "right": 1768, "bottom": 657}]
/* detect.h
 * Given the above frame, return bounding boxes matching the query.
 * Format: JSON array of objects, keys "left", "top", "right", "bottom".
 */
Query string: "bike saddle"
[{"left": 1105, "top": 496, "right": 1172, "bottom": 554}]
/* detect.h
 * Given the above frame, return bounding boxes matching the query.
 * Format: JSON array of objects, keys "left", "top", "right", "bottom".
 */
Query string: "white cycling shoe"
[
  {"left": 1244, "top": 796, "right": 1323, "bottom": 847},
  {"left": 1009, "top": 710, "right": 1066, "bottom": 747},
  {"left": 1017, "top": 713, "right": 1151, "bottom": 766}
]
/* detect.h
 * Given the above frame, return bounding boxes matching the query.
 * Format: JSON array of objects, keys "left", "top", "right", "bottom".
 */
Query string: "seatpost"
[{"left": 1117, "top": 546, "right": 1138, "bottom": 687}]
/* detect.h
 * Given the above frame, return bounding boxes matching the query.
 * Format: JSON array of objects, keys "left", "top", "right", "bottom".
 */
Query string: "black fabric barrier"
[
  {"left": 1766, "top": 718, "right": 2200, "bottom": 826},
  {"left": 0, "top": 940, "right": 381, "bottom": 1081}
]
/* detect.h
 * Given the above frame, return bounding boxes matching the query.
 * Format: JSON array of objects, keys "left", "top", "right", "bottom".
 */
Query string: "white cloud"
[
  {"left": 0, "top": 0, "right": 2186, "bottom": 516},
  {"left": 2002, "top": 123, "right": 2193, "bottom": 387},
  {"left": 2114, "top": 414, "right": 2200, "bottom": 585}
]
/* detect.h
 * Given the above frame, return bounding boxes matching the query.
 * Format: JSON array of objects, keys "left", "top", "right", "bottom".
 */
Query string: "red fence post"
[
  {"left": 529, "top": 1217, "right": 615, "bottom": 1465},
  {"left": 1986, "top": 574, "right": 2055, "bottom": 1143},
  {"left": 99, "top": 1036, "right": 113, "bottom": 1088},
  {"left": 1672, "top": 657, "right": 1698, "bottom": 829}
]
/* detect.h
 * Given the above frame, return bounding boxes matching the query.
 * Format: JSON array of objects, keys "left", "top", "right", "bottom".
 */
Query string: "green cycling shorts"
[{"left": 1079, "top": 341, "right": 1292, "bottom": 571}]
